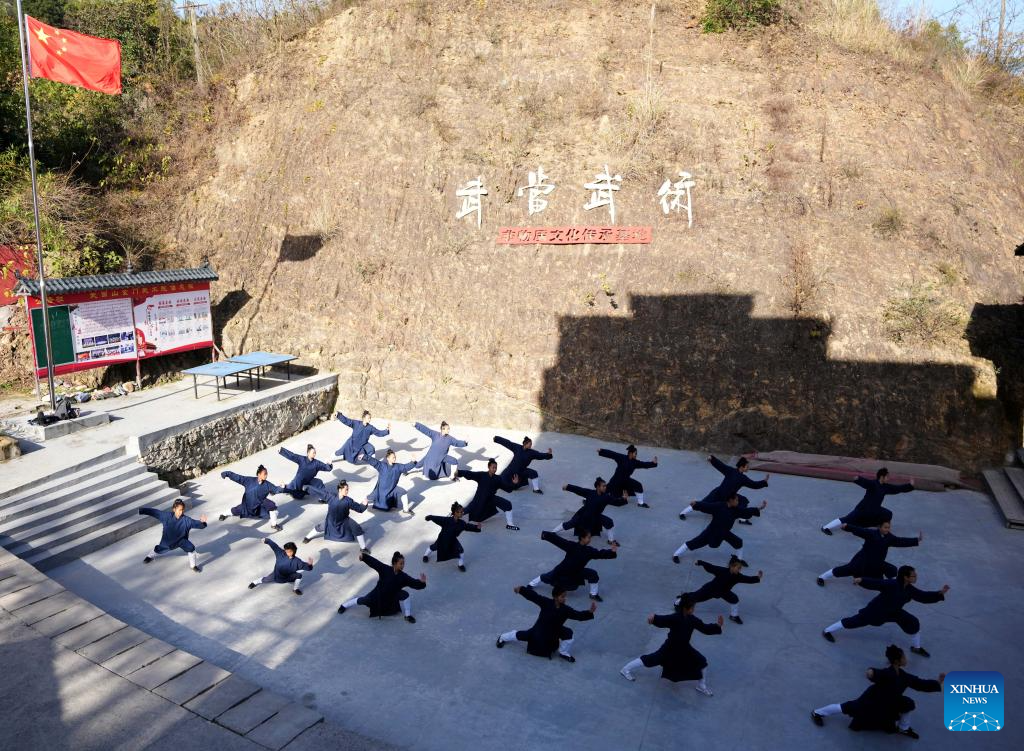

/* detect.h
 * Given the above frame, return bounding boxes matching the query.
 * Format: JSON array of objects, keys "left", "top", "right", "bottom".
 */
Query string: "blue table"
[
  {"left": 182, "top": 361, "right": 257, "bottom": 401},
  {"left": 228, "top": 351, "right": 297, "bottom": 387}
]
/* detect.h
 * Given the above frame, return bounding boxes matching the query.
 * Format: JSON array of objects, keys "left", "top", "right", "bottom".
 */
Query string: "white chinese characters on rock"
[
  {"left": 516, "top": 166, "right": 556, "bottom": 216},
  {"left": 455, "top": 176, "right": 488, "bottom": 228},
  {"left": 582, "top": 165, "right": 623, "bottom": 224},
  {"left": 658, "top": 171, "right": 696, "bottom": 228}
]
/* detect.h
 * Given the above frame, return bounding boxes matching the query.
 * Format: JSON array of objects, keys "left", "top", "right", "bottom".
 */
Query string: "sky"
[{"left": 890, "top": 0, "right": 1024, "bottom": 35}]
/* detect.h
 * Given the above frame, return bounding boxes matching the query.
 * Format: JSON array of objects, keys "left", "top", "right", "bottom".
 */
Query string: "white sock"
[
  {"left": 673, "top": 543, "right": 691, "bottom": 558},
  {"left": 505, "top": 510, "right": 515, "bottom": 525},
  {"left": 530, "top": 478, "right": 541, "bottom": 491},
  {"left": 499, "top": 630, "right": 517, "bottom": 643},
  {"left": 636, "top": 492, "right": 645, "bottom": 505},
  {"left": 423, "top": 547, "right": 433, "bottom": 559},
  {"left": 622, "top": 657, "right": 645, "bottom": 673},
  {"left": 400, "top": 597, "right": 412, "bottom": 617},
  {"left": 187, "top": 552, "right": 197, "bottom": 568},
  {"left": 250, "top": 578, "right": 262, "bottom": 587},
  {"left": 680, "top": 505, "right": 695, "bottom": 516},
  {"left": 292, "top": 578, "right": 302, "bottom": 591},
  {"left": 356, "top": 534, "right": 367, "bottom": 549},
  {"left": 589, "top": 582, "right": 599, "bottom": 596},
  {"left": 401, "top": 496, "right": 411, "bottom": 512},
  {"left": 559, "top": 638, "right": 574, "bottom": 657},
  {"left": 342, "top": 597, "right": 359, "bottom": 609},
  {"left": 815, "top": 703, "right": 843, "bottom": 717},
  {"left": 269, "top": 509, "right": 279, "bottom": 526},
  {"left": 697, "top": 668, "right": 708, "bottom": 690},
  {"left": 550, "top": 523, "right": 566, "bottom": 534},
  {"left": 911, "top": 632, "right": 922, "bottom": 649},
  {"left": 820, "top": 569, "right": 834, "bottom": 580},
  {"left": 730, "top": 603, "right": 739, "bottom": 617},
  {"left": 605, "top": 528, "right": 616, "bottom": 543},
  {"left": 824, "top": 518, "right": 842, "bottom": 531},
  {"left": 898, "top": 713, "right": 911, "bottom": 731},
  {"left": 306, "top": 528, "right": 319, "bottom": 541},
  {"left": 458, "top": 554, "right": 465, "bottom": 566},
  {"left": 825, "top": 621, "right": 844, "bottom": 634},
  {"left": 528, "top": 576, "right": 542, "bottom": 587}
]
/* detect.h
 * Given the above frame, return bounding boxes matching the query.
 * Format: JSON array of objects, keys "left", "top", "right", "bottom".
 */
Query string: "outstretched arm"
[
  {"left": 708, "top": 455, "right": 730, "bottom": 475},
  {"left": 336, "top": 412, "right": 357, "bottom": 428},
  {"left": 843, "top": 524, "right": 872, "bottom": 540},
  {"left": 526, "top": 448, "right": 552, "bottom": 462},
  {"left": 370, "top": 424, "right": 390, "bottom": 438},
  {"left": 541, "top": 530, "right": 574, "bottom": 552},
  {"left": 220, "top": 471, "right": 246, "bottom": 486},
  {"left": 138, "top": 507, "right": 162, "bottom": 520},
  {"left": 855, "top": 577, "right": 886, "bottom": 592},
  {"left": 888, "top": 533, "right": 920, "bottom": 549},
  {"left": 910, "top": 585, "right": 948, "bottom": 605},
  {"left": 905, "top": 672, "right": 943, "bottom": 693},
  {"left": 450, "top": 437, "right": 468, "bottom": 448},
  {"left": 883, "top": 482, "right": 914, "bottom": 495},
  {"left": 264, "top": 538, "right": 283, "bottom": 555},
  {"left": 693, "top": 616, "right": 723, "bottom": 636},
  {"left": 361, "top": 553, "right": 388, "bottom": 574},
  {"left": 493, "top": 435, "right": 517, "bottom": 452},
  {"left": 425, "top": 515, "right": 444, "bottom": 527},
  {"left": 742, "top": 475, "right": 769, "bottom": 490},
  {"left": 598, "top": 448, "right": 623, "bottom": 461},
  {"left": 415, "top": 422, "right": 439, "bottom": 440},
  {"left": 564, "top": 484, "right": 589, "bottom": 499},
  {"left": 517, "top": 586, "right": 545, "bottom": 607},
  {"left": 278, "top": 447, "right": 302, "bottom": 464}
]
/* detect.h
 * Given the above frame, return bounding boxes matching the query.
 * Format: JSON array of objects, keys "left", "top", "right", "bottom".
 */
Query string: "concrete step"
[
  {"left": 0, "top": 454, "right": 137, "bottom": 512},
  {"left": 5, "top": 484, "right": 177, "bottom": 562},
  {"left": 25, "top": 491, "right": 178, "bottom": 571},
  {"left": 0, "top": 465, "right": 159, "bottom": 530},
  {"left": 982, "top": 469, "right": 1024, "bottom": 529},
  {"left": 0, "top": 476, "right": 171, "bottom": 543},
  {"left": 0, "top": 447, "right": 129, "bottom": 504}
]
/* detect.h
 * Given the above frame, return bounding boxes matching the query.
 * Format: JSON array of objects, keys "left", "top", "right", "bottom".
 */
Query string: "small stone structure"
[{"left": 0, "top": 434, "right": 21, "bottom": 462}]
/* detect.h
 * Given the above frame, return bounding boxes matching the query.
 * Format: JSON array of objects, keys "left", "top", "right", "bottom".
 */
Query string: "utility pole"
[{"left": 180, "top": 2, "right": 206, "bottom": 93}]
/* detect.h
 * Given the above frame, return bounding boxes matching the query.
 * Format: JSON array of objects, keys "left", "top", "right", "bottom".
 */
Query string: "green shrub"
[{"left": 701, "top": 0, "right": 781, "bottom": 33}]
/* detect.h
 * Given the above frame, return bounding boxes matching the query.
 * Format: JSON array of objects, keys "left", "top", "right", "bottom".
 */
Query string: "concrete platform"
[
  {"left": 23, "top": 410, "right": 111, "bottom": 442},
  {"left": 47, "top": 419, "right": 1024, "bottom": 750}
]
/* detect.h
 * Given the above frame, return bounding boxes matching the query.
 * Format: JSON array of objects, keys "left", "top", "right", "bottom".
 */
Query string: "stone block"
[
  {"left": 24, "top": 411, "right": 111, "bottom": 442},
  {"left": 0, "top": 573, "right": 43, "bottom": 598},
  {"left": 154, "top": 661, "right": 231, "bottom": 706},
  {"left": 53, "top": 613, "right": 125, "bottom": 650},
  {"left": 101, "top": 637, "right": 176, "bottom": 677},
  {"left": 9, "top": 589, "right": 79, "bottom": 625},
  {"left": 245, "top": 704, "right": 323, "bottom": 750},
  {"left": 30, "top": 601, "right": 104, "bottom": 637},
  {"left": 216, "top": 690, "right": 291, "bottom": 735},
  {"left": 0, "top": 578, "right": 63, "bottom": 610},
  {"left": 127, "top": 649, "right": 203, "bottom": 690},
  {"left": 76, "top": 625, "right": 148, "bottom": 663},
  {"left": 184, "top": 674, "right": 260, "bottom": 720}
]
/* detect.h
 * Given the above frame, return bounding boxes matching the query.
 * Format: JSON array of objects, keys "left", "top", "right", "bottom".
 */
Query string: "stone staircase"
[
  {"left": 982, "top": 466, "right": 1024, "bottom": 530},
  {"left": 0, "top": 448, "right": 177, "bottom": 571}
]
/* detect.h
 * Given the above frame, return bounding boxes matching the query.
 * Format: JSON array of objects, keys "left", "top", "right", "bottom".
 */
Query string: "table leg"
[
  {"left": 287, "top": 362, "right": 291, "bottom": 381},
  {"left": 193, "top": 375, "right": 198, "bottom": 400},
  {"left": 216, "top": 377, "right": 221, "bottom": 401}
]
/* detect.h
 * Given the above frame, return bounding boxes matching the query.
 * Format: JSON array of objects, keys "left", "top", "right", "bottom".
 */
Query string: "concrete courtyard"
[{"left": 50, "top": 418, "right": 1024, "bottom": 750}]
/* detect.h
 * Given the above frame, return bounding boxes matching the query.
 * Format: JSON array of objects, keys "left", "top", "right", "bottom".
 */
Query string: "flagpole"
[{"left": 15, "top": 0, "right": 57, "bottom": 410}]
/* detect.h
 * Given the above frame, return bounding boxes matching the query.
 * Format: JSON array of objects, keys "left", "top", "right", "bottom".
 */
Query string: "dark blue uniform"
[
  {"left": 840, "top": 476, "right": 914, "bottom": 527},
  {"left": 495, "top": 436, "right": 551, "bottom": 488},
  {"left": 222, "top": 471, "right": 282, "bottom": 518},
  {"left": 640, "top": 612, "right": 721, "bottom": 682},
  {"left": 334, "top": 412, "right": 389, "bottom": 462},
  {"left": 260, "top": 539, "right": 312, "bottom": 584},
  {"left": 599, "top": 448, "right": 656, "bottom": 497},
  {"left": 559, "top": 484, "right": 627, "bottom": 537},
  {"left": 279, "top": 447, "right": 333, "bottom": 499},
  {"left": 140, "top": 507, "right": 205, "bottom": 554},
  {"left": 840, "top": 578, "right": 945, "bottom": 635},
  {"left": 831, "top": 525, "right": 918, "bottom": 579},
  {"left": 415, "top": 423, "right": 467, "bottom": 480}
]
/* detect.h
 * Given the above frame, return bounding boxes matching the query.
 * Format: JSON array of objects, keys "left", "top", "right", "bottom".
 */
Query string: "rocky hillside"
[{"left": 102, "top": 2, "right": 1024, "bottom": 469}]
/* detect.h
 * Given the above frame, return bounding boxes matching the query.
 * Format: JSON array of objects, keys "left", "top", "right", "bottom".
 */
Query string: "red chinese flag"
[{"left": 25, "top": 16, "right": 121, "bottom": 95}]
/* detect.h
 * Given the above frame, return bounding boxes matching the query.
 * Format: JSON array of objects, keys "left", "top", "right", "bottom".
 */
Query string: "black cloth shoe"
[
  {"left": 533, "top": 489, "right": 543, "bottom": 495},
  {"left": 143, "top": 556, "right": 153, "bottom": 564},
  {"left": 360, "top": 547, "right": 371, "bottom": 554},
  {"left": 271, "top": 524, "right": 283, "bottom": 532},
  {"left": 590, "top": 594, "right": 603, "bottom": 602},
  {"left": 192, "top": 566, "right": 202, "bottom": 573},
  {"left": 218, "top": 514, "right": 228, "bottom": 522},
  {"left": 293, "top": 589, "right": 303, "bottom": 596},
  {"left": 738, "top": 518, "right": 752, "bottom": 525},
  {"left": 337, "top": 604, "right": 347, "bottom": 614},
  {"left": 910, "top": 646, "right": 931, "bottom": 658},
  {"left": 678, "top": 512, "right": 687, "bottom": 520},
  {"left": 458, "top": 564, "right": 467, "bottom": 572},
  {"left": 495, "top": 635, "right": 505, "bottom": 648},
  {"left": 822, "top": 630, "right": 836, "bottom": 643},
  {"left": 559, "top": 653, "right": 575, "bottom": 663},
  {"left": 405, "top": 615, "right": 416, "bottom": 624},
  {"left": 672, "top": 556, "right": 680, "bottom": 564},
  {"left": 422, "top": 555, "right": 429, "bottom": 563},
  {"left": 248, "top": 582, "right": 257, "bottom": 590},
  {"left": 811, "top": 711, "right": 824, "bottom": 727},
  {"left": 898, "top": 727, "right": 920, "bottom": 739},
  {"left": 816, "top": 577, "right": 825, "bottom": 587},
  {"left": 729, "top": 615, "right": 743, "bottom": 625},
  {"left": 820, "top": 526, "right": 832, "bottom": 536},
  {"left": 506, "top": 524, "right": 520, "bottom": 531},
  {"left": 637, "top": 502, "right": 651, "bottom": 508},
  {"left": 302, "top": 537, "right": 311, "bottom": 544}
]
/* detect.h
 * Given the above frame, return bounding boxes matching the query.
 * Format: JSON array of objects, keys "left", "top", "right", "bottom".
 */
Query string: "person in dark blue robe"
[
  {"left": 598, "top": 444, "right": 658, "bottom": 507},
  {"left": 415, "top": 421, "right": 467, "bottom": 480},
  {"left": 496, "top": 584, "right": 597, "bottom": 663},
  {"left": 279, "top": 444, "right": 333, "bottom": 500},
  {"left": 812, "top": 644, "right": 944, "bottom": 739},
  {"left": 218, "top": 465, "right": 284, "bottom": 530},
  {"left": 248, "top": 538, "right": 314, "bottom": 595},
  {"left": 302, "top": 480, "right": 370, "bottom": 551},
  {"left": 495, "top": 435, "right": 552, "bottom": 493},
  {"left": 681, "top": 556, "right": 763, "bottom": 624},
  {"left": 337, "top": 551, "right": 427, "bottom": 623},
  {"left": 455, "top": 459, "right": 520, "bottom": 530},
  {"left": 822, "top": 468, "right": 914, "bottom": 534},
  {"left": 528, "top": 530, "right": 618, "bottom": 601},
  {"left": 818, "top": 521, "right": 921, "bottom": 586},
  {"left": 680, "top": 455, "right": 768, "bottom": 525},
  {"left": 823, "top": 565, "right": 949, "bottom": 657},
  {"left": 551, "top": 478, "right": 627, "bottom": 544},
  {"left": 620, "top": 595, "right": 723, "bottom": 694},
  {"left": 333, "top": 410, "right": 390, "bottom": 463},
  {"left": 422, "top": 502, "right": 481, "bottom": 571},
  {"left": 362, "top": 449, "right": 420, "bottom": 513},
  {"left": 673, "top": 494, "right": 766, "bottom": 565},
  {"left": 140, "top": 499, "right": 206, "bottom": 571}
]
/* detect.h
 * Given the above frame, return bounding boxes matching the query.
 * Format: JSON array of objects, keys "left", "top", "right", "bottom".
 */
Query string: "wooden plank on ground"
[{"left": 982, "top": 469, "right": 1024, "bottom": 529}]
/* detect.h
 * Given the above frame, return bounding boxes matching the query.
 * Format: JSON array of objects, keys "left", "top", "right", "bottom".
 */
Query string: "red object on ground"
[{"left": 26, "top": 15, "right": 121, "bottom": 95}]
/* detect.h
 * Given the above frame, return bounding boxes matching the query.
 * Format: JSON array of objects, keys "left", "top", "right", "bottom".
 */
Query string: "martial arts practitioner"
[
  {"left": 682, "top": 556, "right": 763, "bottom": 624},
  {"left": 302, "top": 480, "right": 370, "bottom": 552},
  {"left": 821, "top": 468, "right": 914, "bottom": 534},
  {"left": 598, "top": 444, "right": 657, "bottom": 508},
  {"left": 528, "top": 530, "right": 618, "bottom": 601},
  {"left": 362, "top": 449, "right": 421, "bottom": 514},
  {"left": 248, "top": 538, "right": 314, "bottom": 595},
  {"left": 218, "top": 465, "right": 285, "bottom": 530},
  {"left": 495, "top": 435, "right": 552, "bottom": 494},
  {"left": 811, "top": 644, "right": 945, "bottom": 739},
  {"left": 673, "top": 494, "right": 766, "bottom": 565},
  {"left": 680, "top": 455, "right": 768, "bottom": 524},
  {"left": 415, "top": 421, "right": 467, "bottom": 481},
  {"left": 422, "top": 502, "right": 481, "bottom": 572},
  {"left": 817, "top": 522, "right": 922, "bottom": 586},
  {"left": 822, "top": 565, "right": 950, "bottom": 657},
  {"left": 140, "top": 500, "right": 206, "bottom": 572},
  {"left": 495, "top": 584, "right": 597, "bottom": 663},
  {"left": 454, "top": 459, "right": 520, "bottom": 530},
  {"left": 278, "top": 444, "right": 333, "bottom": 500},
  {"left": 334, "top": 410, "right": 390, "bottom": 463},
  {"left": 551, "top": 478, "right": 627, "bottom": 544},
  {"left": 619, "top": 595, "right": 724, "bottom": 696},
  {"left": 337, "top": 551, "right": 426, "bottom": 623}
]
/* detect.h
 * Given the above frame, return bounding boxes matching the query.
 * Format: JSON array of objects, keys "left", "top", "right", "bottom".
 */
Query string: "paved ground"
[{"left": 50, "top": 419, "right": 1024, "bottom": 751}]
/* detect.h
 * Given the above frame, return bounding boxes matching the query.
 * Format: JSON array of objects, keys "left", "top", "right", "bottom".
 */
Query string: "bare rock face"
[{"left": 0, "top": 434, "right": 21, "bottom": 462}]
